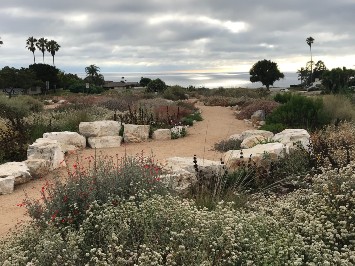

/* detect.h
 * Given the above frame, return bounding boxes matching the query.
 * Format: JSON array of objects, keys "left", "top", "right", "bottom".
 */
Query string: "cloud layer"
[{"left": 1, "top": 0, "right": 354, "bottom": 74}]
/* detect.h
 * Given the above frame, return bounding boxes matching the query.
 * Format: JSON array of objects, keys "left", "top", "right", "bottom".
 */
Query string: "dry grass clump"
[
  {"left": 311, "top": 121, "right": 355, "bottom": 168},
  {"left": 322, "top": 94, "right": 355, "bottom": 122},
  {"left": 236, "top": 99, "right": 280, "bottom": 120}
]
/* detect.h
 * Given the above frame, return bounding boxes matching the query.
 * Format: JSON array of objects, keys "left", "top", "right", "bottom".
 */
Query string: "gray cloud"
[{"left": 0, "top": 0, "right": 354, "bottom": 74}]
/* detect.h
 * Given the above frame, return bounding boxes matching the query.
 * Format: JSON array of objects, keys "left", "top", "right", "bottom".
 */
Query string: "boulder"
[
  {"left": 123, "top": 124, "right": 150, "bottom": 143},
  {"left": 223, "top": 143, "right": 285, "bottom": 171},
  {"left": 162, "top": 157, "right": 224, "bottom": 194},
  {"left": 272, "top": 129, "right": 310, "bottom": 151},
  {"left": 152, "top": 129, "right": 171, "bottom": 141},
  {"left": 0, "top": 162, "right": 32, "bottom": 194},
  {"left": 241, "top": 134, "right": 267, "bottom": 149},
  {"left": 27, "top": 138, "right": 66, "bottom": 170},
  {"left": 43, "top": 131, "right": 86, "bottom": 152},
  {"left": 0, "top": 176, "right": 15, "bottom": 195},
  {"left": 79, "top": 121, "right": 121, "bottom": 137},
  {"left": 25, "top": 159, "right": 51, "bottom": 178},
  {"left": 240, "top": 130, "right": 274, "bottom": 141},
  {"left": 251, "top": 110, "right": 265, "bottom": 124},
  {"left": 88, "top": 136, "right": 123, "bottom": 149},
  {"left": 0, "top": 162, "right": 32, "bottom": 187},
  {"left": 228, "top": 134, "right": 242, "bottom": 141}
]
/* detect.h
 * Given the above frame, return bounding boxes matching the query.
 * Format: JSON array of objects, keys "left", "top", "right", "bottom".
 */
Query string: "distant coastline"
[{"left": 76, "top": 71, "right": 299, "bottom": 89}]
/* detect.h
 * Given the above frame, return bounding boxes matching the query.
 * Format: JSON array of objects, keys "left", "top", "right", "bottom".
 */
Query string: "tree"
[
  {"left": 26, "top": 36, "right": 37, "bottom": 64},
  {"left": 249, "top": 59, "right": 284, "bottom": 90},
  {"left": 322, "top": 67, "right": 355, "bottom": 93},
  {"left": 84, "top": 64, "right": 104, "bottom": 86},
  {"left": 46, "top": 40, "right": 60, "bottom": 66},
  {"left": 29, "top": 63, "right": 59, "bottom": 92},
  {"left": 313, "top": 60, "right": 327, "bottom": 80},
  {"left": 306, "top": 36, "right": 315, "bottom": 84},
  {"left": 146, "top": 78, "right": 167, "bottom": 93},
  {"left": 297, "top": 67, "right": 310, "bottom": 86},
  {"left": 0, "top": 37, "right": 3, "bottom": 46},
  {"left": 36, "top": 38, "right": 48, "bottom": 63},
  {"left": 139, "top": 77, "right": 152, "bottom": 87}
]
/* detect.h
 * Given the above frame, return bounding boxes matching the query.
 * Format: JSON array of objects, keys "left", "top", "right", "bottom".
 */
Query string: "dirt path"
[{"left": 0, "top": 103, "right": 252, "bottom": 238}]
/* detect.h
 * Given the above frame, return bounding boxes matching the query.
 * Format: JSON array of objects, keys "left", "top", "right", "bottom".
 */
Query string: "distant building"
[{"left": 103, "top": 81, "right": 140, "bottom": 90}]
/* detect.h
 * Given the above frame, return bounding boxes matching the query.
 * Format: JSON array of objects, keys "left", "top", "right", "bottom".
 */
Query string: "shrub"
[
  {"left": 201, "top": 96, "right": 241, "bottom": 106},
  {"left": 321, "top": 94, "right": 355, "bottom": 123},
  {"left": 265, "top": 94, "right": 330, "bottom": 129},
  {"left": 274, "top": 92, "right": 293, "bottom": 103},
  {"left": 214, "top": 138, "right": 242, "bottom": 152},
  {"left": 163, "top": 86, "right": 188, "bottom": 101},
  {"left": 236, "top": 99, "right": 280, "bottom": 120},
  {"left": 259, "top": 122, "right": 287, "bottom": 133},
  {"left": 310, "top": 121, "right": 355, "bottom": 169},
  {"left": 24, "top": 154, "right": 169, "bottom": 229}
]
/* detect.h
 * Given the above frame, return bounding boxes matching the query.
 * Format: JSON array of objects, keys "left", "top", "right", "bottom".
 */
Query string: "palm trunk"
[
  {"left": 33, "top": 52, "right": 36, "bottom": 64},
  {"left": 52, "top": 55, "right": 55, "bottom": 66},
  {"left": 310, "top": 47, "right": 313, "bottom": 84}
]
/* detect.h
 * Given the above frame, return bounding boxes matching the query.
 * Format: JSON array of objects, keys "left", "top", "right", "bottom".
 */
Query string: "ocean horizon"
[{"left": 77, "top": 71, "right": 299, "bottom": 89}]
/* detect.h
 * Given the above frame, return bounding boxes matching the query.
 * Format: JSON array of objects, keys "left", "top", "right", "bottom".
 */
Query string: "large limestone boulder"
[
  {"left": 240, "top": 130, "right": 274, "bottom": 141},
  {"left": 43, "top": 131, "right": 86, "bottom": 152},
  {"left": 27, "top": 138, "right": 66, "bottom": 170},
  {"left": 223, "top": 143, "right": 285, "bottom": 171},
  {"left": 79, "top": 121, "right": 121, "bottom": 137},
  {"left": 0, "top": 162, "right": 32, "bottom": 194},
  {"left": 272, "top": 129, "right": 310, "bottom": 151},
  {"left": 25, "top": 159, "right": 50, "bottom": 178},
  {"left": 123, "top": 124, "right": 150, "bottom": 143},
  {"left": 88, "top": 136, "right": 123, "bottom": 149},
  {"left": 241, "top": 134, "right": 267, "bottom": 149},
  {"left": 162, "top": 157, "right": 224, "bottom": 194},
  {"left": 152, "top": 129, "right": 171, "bottom": 140}
]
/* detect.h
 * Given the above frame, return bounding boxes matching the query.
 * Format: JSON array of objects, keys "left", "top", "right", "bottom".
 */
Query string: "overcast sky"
[{"left": 1, "top": 0, "right": 354, "bottom": 75}]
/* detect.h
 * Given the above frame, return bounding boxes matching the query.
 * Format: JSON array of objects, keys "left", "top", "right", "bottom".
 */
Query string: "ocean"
[{"left": 79, "top": 71, "right": 299, "bottom": 89}]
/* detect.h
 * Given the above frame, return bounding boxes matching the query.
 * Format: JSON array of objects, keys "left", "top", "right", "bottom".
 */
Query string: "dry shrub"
[
  {"left": 310, "top": 121, "right": 355, "bottom": 168},
  {"left": 201, "top": 96, "right": 249, "bottom": 107},
  {"left": 236, "top": 99, "right": 280, "bottom": 120},
  {"left": 322, "top": 94, "right": 355, "bottom": 123}
]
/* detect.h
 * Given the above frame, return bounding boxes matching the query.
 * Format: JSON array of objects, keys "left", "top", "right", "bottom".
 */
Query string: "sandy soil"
[{"left": 0, "top": 102, "right": 253, "bottom": 239}]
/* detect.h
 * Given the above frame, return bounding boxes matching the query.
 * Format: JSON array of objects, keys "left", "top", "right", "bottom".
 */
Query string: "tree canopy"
[
  {"left": 84, "top": 64, "right": 105, "bottom": 86},
  {"left": 249, "top": 59, "right": 284, "bottom": 89},
  {"left": 146, "top": 78, "right": 167, "bottom": 93}
]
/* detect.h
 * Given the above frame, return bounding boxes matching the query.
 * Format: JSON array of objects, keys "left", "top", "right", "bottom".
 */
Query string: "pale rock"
[
  {"left": 240, "top": 129, "right": 274, "bottom": 141},
  {"left": 272, "top": 129, "right": 310, "bottom": 151},
  {"left": 43, "top": 131, "right": 86, "bottom": 152},
  {"left": 25, "top": 159, "right": 50, "bottom": 178},
  {"left": 241, "top": 134, "right": 267, "bottom": 149},
  {"left": 27, "top": 138, "right": 66, "bottom": 170},
  {"left": 162, "top": 157, "right": 225, "bottom": 194},
  {"left": 0, "top": 176, "right": 15, "bottom": 195},
  {"left": 258, "top": 121, "right": 266, "bottom": 126},
  {"left": 58, "top": 99, "right": 67, "bottom": 104},
  {"left": 228, "top": 134, "right": 242, "bottom": 141},
  {"left": 0, "top": 162, "right": 32, "bottom": 187},
  {"left": 152, "top": 129, "right": 171, "bottom": 140},
  {"left": 79, "top": 121, "right": 121, "bottom": 137},
  {"left": 251, "top": 110, "right": 265, "bottom": 125},
  {"left": 223, "top": 143, "right": 285, "bottom": 171},
  {"left": 123, "top": 124, "right": 150, "bottom": 143},
  {"left": 88, "top": 136, "right": 123, "bottom": 148}
]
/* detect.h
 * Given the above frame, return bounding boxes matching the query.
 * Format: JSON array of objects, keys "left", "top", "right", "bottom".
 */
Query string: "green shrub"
[
  {"left": 214, "top": 138, "right": 242, "bottom": 152},
  {"left": 265, "top": 94, "right": 330, "bottom": 129},
  {"left": 260, "top": 122, "right": 287, "bottom": 133},
  {"left": 163, "top": 86, "right": 188, "bottom": 101},
  {"left": 274, "top": 92, "right": 293, "bottom": 103}
]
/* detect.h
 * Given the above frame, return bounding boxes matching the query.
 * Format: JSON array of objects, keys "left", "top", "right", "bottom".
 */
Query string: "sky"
[{"left": 1, "top": 0, "right": 355, "bottom": 76}]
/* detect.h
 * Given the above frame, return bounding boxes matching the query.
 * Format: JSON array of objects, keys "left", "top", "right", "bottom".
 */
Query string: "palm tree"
[
  {"left": 306, "top": 36, "right": 315, "bottom": 84},
  {"left": 26, "top": 36, "right": 37, "bottom": 63},
  {"left": 46, "top": 40, "right": 60, "bottom": 65},
  {"left": 36, "top": 37, "right": 48, "bottom": 63},
  {"left": 85, "top": 64, "right": 100, "bottom": 78}
]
